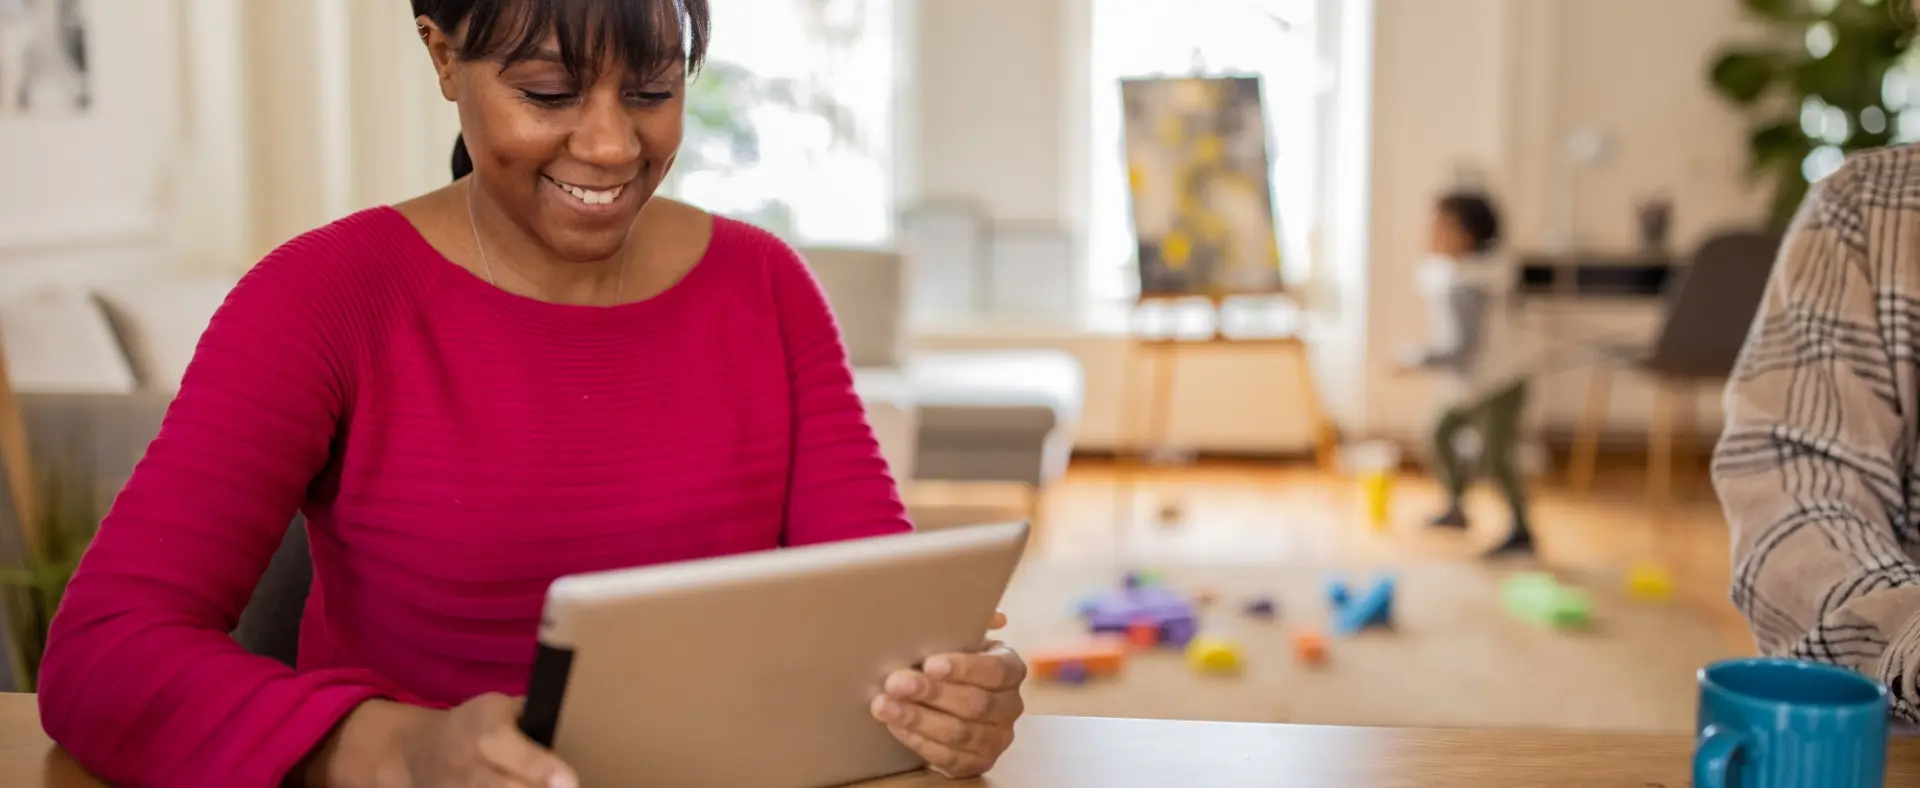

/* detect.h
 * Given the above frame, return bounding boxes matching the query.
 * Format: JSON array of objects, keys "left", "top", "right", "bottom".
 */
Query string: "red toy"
[{"left": 1127, "top": 619, "right": 1161, "bottom": 649}]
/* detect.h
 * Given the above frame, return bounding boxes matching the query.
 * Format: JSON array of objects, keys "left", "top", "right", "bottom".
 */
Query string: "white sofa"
[{"left": 798, "top": 248, "right": 1085, "bottom": 507}]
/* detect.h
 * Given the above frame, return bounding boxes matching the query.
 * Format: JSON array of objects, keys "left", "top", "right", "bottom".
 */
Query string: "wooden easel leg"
[
  {"left": 1148, "top": 348, "right": 1182, "bottom": 524},
  {"left": 1114, "top": 342, "right": 1140, "bottom": 530},
  {"left": 1568, "top": 368, "right": 1611, "bottom": 496}
]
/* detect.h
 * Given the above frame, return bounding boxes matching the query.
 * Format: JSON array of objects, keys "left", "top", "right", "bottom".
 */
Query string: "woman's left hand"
[{"left": 870, "top": 611, "right": 1026, "bottom": 778}]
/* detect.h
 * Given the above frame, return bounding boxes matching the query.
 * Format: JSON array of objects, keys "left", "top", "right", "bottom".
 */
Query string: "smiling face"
[{"left": 420, "top": 6, "right": 695, "bottom": 264}]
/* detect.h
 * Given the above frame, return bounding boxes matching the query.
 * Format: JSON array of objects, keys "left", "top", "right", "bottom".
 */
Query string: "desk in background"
[
  {"left": 6, "top": 693, "right": 1920, "bottom": 787},
  {"left": 1515, "top": 251, "right": 1677, "bottom": 300}
]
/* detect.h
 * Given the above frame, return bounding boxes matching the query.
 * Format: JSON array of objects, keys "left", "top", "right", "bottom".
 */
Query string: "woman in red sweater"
[{"left": 33, "top": 1, "right": 1027, "bottom": 785}]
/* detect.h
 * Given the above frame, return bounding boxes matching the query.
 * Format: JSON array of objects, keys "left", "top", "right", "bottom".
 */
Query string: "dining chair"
[{"left": 1564, "top": 229, "right": 1782, "bottom": 505}]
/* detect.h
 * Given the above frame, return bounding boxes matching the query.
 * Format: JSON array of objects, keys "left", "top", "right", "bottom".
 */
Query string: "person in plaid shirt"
[{"left": 1716, "top": 146, "right": 1920, "bottom": 722}]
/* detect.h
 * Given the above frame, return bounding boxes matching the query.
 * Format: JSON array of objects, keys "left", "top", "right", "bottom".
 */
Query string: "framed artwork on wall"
[
  {"left": 1120, "top": 75, "right": 1286, "bottom": 301},
  {"left": 0, "top": 0, "right": 91, "bottom": 118}
]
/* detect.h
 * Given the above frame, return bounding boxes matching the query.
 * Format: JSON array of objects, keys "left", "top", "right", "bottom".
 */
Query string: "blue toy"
[
  {"left": 1327, "top": 574, "right": 1394, "bottom": 635},
  {"left": 1075, "top": 595, "right": 1103, "bottom": 618},
  {"left": 1325, "top": 578, "right": 1351, "bottom": 608}
]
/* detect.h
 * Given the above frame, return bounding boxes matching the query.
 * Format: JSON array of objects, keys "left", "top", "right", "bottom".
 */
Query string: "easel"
[{"left": 1114, "top": 292, "right": 1339, "bottom": 529}]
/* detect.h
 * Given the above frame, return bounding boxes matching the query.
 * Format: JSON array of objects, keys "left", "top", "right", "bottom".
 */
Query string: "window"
[
  {"left": 668, "top": 0, "right": 895, "bottom": 246},
  {"left": 1086, "top": 0, "right": 1322, "bottom": 305}
]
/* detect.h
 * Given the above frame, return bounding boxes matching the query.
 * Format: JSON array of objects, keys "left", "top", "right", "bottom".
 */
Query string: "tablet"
[{"left": 517, "top": 520, "right": 1031, "bottom": 788}]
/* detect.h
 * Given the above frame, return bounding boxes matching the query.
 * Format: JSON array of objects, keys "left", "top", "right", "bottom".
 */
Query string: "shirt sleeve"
[
  {"left": 1713, "top": 158, "right": 1920, "bottom": 722},
  {"left": 35, "top": 236, "right": 415, "bottom": 787},
  {"left": 762, "top": 235, "right": 914, "bottom": 545}
]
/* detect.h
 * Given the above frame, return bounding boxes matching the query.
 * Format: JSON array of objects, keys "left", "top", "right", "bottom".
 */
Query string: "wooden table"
[{"left": 7, "top": 693, "right": 1920, "bottom": 787}]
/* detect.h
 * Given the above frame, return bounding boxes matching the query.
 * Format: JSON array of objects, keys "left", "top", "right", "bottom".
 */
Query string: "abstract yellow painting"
[{"left": 1120, "top": 76, "right": 1284, "bottom": 299}]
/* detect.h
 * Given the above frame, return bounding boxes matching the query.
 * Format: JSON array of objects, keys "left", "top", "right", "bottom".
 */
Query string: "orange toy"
[
  {"left": 1030, "top": 639, "right": 1127, "bottom": 680},
  {"left": 1293, "top": 629, "right": 1328, "bottom": 664}
]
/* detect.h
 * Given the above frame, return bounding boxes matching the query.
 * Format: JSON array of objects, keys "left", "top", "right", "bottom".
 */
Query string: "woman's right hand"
[{"left": 307, "top": 694, "right": 577, "bottom": 788}]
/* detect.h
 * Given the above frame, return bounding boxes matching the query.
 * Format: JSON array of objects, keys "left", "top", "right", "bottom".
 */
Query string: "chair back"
[
  {"left": 0, "top": 393, "right": 310, "bottom": 672},
  {"left": 1642, "top": 229, "right": 1784, "bottom": 379},
  {"left": 232, "top": 516, "right": 310, "bottom": 667}
]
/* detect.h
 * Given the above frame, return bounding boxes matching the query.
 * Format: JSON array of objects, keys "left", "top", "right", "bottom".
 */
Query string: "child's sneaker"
[
  {"left": 1430, "top": 507, "right": 1470, "bottom": 529},
  {"left": 1484, "top": 527, "right": 1536, "bottom": 558}
]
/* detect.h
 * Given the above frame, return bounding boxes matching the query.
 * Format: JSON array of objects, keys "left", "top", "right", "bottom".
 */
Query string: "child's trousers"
[{"left": 1431, "top": 380, "right": 1529, "bottom": 521}]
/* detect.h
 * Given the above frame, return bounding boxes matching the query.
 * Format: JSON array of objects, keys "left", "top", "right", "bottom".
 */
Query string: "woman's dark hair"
[
  {"left": 1436, "top": 191, "right": 1502, "bottom": 253},
  {"left": 413, "top": 0, "right": 711, "bottom": 180}
]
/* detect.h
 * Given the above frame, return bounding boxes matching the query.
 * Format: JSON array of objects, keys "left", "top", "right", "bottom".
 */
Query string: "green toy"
[{"left": 1501, "top": 572, "right": 1591, "bottom": 629}]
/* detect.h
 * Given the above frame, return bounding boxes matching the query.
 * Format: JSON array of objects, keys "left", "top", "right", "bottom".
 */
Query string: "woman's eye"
[
  {"left": 630, "top": 90, "right": 674, "bottom": 103},
  {"left": 521, "top": 90, "right": 576, "bottom": 106}
]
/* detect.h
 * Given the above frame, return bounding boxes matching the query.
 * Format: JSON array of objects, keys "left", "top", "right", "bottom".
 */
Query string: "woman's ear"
[{"left": 417, "top": 16, "right": 459, "bottom": 102}]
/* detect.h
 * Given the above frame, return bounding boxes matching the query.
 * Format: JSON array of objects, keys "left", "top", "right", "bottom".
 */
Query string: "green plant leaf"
[
  {"left": 1741, "top": 0, "right": 1811, "bottom": 24},
  {"left": 1710, "top": 48, "right": 1789, "bottom": 105},
  {"left": 1750, "top": 121, "right": 1814, "bottom": 175}
]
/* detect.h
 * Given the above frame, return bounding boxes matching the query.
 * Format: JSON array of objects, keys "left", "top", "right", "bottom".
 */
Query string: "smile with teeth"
[{"left": 547, "top": 176, "right": 625, "bottom": 206}]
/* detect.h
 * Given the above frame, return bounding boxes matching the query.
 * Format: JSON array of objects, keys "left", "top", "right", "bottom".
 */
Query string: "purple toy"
[
  {"left": 1084, "top": 585, "right": 1198, "bottom": 645},
  {"left": 1055, "top": 661, "right": 1091, "bottom": 685},
  {"left": 1159, "top": 616, "right": 1198, "bottom": 647},
  {"left": 1244, "top": 597, "right": 1278, "bottom": 619}
]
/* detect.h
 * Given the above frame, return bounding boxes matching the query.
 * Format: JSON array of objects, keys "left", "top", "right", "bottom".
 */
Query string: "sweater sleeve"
[
  {"left": 762, "top": 234, "right": 914, "bottom": 545},
  {"left": 1712, "top": 157, "right": 1920, "bottom": 723},
  {"left": 36, "top": 232, "right": 414, "bottom": 787}
]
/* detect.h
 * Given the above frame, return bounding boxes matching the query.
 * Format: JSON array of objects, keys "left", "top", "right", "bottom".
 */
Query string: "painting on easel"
[{"left": 1121, "top": 75, "right": 1284, "bottom": 299}]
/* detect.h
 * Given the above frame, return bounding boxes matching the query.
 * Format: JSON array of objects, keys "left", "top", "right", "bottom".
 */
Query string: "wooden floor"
[{"left": 907, "top": 451, "right": 1753, "bottom": 651}]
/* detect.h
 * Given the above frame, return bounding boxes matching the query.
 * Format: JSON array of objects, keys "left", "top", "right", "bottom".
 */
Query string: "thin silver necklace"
[{"left": 467, "top": 183, "right": 626, "bottom": 305}]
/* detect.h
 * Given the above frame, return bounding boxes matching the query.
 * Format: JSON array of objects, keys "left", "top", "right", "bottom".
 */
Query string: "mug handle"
[{"left": 1693, "top": 724, "right": 1749, "bottom": 788}]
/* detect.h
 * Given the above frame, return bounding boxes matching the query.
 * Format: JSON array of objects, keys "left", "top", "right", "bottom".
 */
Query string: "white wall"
[
  {"left": 0, "top": 0, "right": 452, "bottom": 295},
  {"left": 1362, "top": 0, "right": 1771, "bottom": 444},
  {"left": 0, "top": 0, "right": 194, "bottom": 295}
]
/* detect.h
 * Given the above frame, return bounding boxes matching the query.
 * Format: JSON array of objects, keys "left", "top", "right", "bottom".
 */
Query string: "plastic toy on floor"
[
  {"left": 1083, "top": 580, "right": 1199, "bottom": 650},
  {"left": 1292, "top": 628, "right": 1329, "bottom": 665},
  {"left": 1185, "top": 637, "right": 1244, "bottom": 675},
  {"left": 1501, "top": 571, "right": 1591, "bottom": 629},
  {"left": 1623, "top": 561, "right": 1673, "bottom": 602},
  {"left": 1325, "top": 574, "right": 1394, "bottom": 635},
  {"left": 1031, "top": 639, "right": 1127, "bottom": 683},
  {"left": 1242, "top": 596, "right": 1278, "bottom": 620}
]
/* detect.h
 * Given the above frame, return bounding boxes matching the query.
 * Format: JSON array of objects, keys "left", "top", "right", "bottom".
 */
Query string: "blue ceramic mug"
[{"left": 1695, "top": 657, "right": 1890, "bottom": 788}]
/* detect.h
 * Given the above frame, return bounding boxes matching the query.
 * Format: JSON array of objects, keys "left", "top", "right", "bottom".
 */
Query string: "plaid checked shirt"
[{"left": 1716, "top": 145, "right": 1920, "bottom": 722}]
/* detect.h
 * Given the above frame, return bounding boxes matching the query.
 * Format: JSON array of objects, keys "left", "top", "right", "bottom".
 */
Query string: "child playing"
[{"left": 1401, "top": 190, "right": 1536, "bottom": 557}]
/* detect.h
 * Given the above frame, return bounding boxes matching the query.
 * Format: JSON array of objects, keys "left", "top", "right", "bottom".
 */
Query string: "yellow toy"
[
  {"left": 1625, "top": 561, "right": 1674, "bottom": 602},
  {"left": 1185, "top": 637, "right": 1244, "bottom": 675},
  {"left": 1341, "top": 441, "right": 1401, "bottom": 531}
]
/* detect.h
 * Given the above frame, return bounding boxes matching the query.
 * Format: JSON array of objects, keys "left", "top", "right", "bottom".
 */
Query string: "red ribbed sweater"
[{"left": 34, "top": 207, "right": 912, "bottom": 787}]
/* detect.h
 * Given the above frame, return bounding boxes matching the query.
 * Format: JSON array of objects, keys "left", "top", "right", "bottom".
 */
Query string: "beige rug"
[{"left": 992, "top": 561, "right": 1745, "bottom": 734}]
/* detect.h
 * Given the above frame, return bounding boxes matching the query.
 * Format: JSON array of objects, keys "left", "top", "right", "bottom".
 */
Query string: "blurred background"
[{"left": 3, "top": 0, "right": 1905, "bottom": 732}]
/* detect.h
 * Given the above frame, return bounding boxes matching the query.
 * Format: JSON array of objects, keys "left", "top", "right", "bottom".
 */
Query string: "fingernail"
[
  {"left": 550, "top": 774, "right": 577, "bottom": 788},
  {"left": 926, "top": 657, "right": 953, "bottom": 679},
  {"left": 886, "top": 672, "right": 921, "bottom": 697},
  {"left": 878, "top": 700, "right": 903, "bottom": 723}
]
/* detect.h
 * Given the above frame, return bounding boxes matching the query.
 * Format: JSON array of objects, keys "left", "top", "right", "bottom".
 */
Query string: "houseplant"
[
  {"left": 1708, "top": 0, "right": 1916, "bottom": 228},
  {"left": 0, "top": 462, "right": 100, "bottom": 692}
]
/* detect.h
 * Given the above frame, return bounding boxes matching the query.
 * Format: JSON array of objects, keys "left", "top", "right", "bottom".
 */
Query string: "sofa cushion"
[
  {"left": 94, "top": 276, "right": 238, "bottom": 393},
  {"left": 909, "top": 350, "right": 1084, "bottom": 436},
  {"left": 0, "top": 288, "right": 138, "bottom": 395},
  {"left": 799, "top": 247, "right": 904, "bottom": 369}
]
